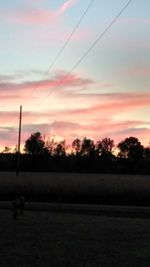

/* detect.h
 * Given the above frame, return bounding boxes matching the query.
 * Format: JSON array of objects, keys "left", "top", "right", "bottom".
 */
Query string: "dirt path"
[{"left": 1, "top": 201, "right": 150, "bottom": 218}]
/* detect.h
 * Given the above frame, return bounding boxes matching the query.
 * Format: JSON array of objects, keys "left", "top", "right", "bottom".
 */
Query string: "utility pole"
[{"left": 16, "top": 105, "right": 22, "bottom": 176}]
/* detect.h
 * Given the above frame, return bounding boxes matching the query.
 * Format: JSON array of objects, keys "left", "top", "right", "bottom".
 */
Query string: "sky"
[{"left": 0, "top": 0, "right": 150, "bottom": 150}]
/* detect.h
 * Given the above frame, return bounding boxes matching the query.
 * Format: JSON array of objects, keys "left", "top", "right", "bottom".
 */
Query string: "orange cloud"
[
  {"left": 20, "top": 119, "right": 150, "bottom": 147},
  {"left": 0, "top": 70, "right": 150, "bottom": 147},
  {"left": 0, "top": 112, "right": 150, "bottom": 147}
]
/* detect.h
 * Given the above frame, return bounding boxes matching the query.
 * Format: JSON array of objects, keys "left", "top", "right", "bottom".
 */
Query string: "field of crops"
[
  {"left": 1, "top": 207, "right": 150, "bottom": 266},
  {"left": 0, "top": 172, "right": 150, "bottom": 205}
]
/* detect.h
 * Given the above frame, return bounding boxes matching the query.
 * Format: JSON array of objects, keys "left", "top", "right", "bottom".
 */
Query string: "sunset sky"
[{"left": 0, "top": 0, "right": 150, "bottom": 150}]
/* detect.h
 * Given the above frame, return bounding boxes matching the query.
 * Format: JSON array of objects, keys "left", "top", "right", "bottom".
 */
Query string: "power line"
[
  {"left": 24, "top": 0, "right": 95, "bottom": 106},
  {"left": 10, "top": 0, "right": 95, "bottom": 131},
  {"left": 44, "top": 0, "right": 95, "bottom": 74},
  {"left": 33, "top": 0, "right": 133, "bottom": 109}
]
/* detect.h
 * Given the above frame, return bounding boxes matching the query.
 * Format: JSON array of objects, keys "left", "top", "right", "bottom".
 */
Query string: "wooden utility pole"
[{"left": 16, "top": 105, "right": 22, "bottom": 176}]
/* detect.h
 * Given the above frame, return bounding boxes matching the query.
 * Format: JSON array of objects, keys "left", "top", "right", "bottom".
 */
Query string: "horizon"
[{"left": 0, "top": 133, "right": 149, "bottom": 154}]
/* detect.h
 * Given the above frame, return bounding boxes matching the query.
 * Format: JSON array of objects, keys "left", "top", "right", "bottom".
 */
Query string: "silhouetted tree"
[
  {"left": 117, "top": 136, "right": 144, "bottom": 160},
  {"left": 95, "top": 137, "right": 115, "bottom": 156},
  {"left": 53, "top": 140, "right": 66, "bottom": 156},
  {"left": 2, "top": 146, "right": 11, "bottom": 153},
  {"left": 24, "top": 132, "right": 45, "bottom": 154},
  {"left": 72, "top": 138, "right": 82, "bottom": 155},
  {"left": 143, "top": 147, "right": 150, "bottom": 160},
  {"left": 13, "top": 145, "right": 18, "bottom": 153},
  {"left": 45, "top": 137, "right": 57, "bottom": 155},
  {"left": 81, "top": 138, "right": 95, "bottom": 156}
]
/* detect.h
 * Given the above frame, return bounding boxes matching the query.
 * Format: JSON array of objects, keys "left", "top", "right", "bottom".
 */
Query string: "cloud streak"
[
  {"left": 59, "top": 0, "right": 77, "bottom": 14},
  {"left": 0, "top": 71, "right": 94, "bottom": 105},
  {"left": 1, "top": 94, "right": 150, "bottom": 144},
  {"left": 1, "top": 0, "right": 78, "bottom": 25}
]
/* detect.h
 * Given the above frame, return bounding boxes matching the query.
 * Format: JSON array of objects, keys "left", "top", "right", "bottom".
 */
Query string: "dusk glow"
[{"left": 0, "top": 0, "right": 150, "bottom": 149}]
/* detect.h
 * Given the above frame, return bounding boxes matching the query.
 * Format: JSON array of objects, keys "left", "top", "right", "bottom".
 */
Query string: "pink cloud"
[
  {"left": 0, "top": 71, "right": 94, "bottom": 104},
  {"left": 27, "top": 92, "right": 150, "bottom": 146},
  {"left": 0, "top": 69, "right": 150, "bottom": 147},
  {"left": 59, "top": 0, "right": 77, "bottom": 14},
  {"left": 0, "top": 127, "right": 18, "bottom": 147},
  {"left": 0, "top": 70, "right": 149, "bottom": 113},
  {"left": 57, "top": 93, "right": 150, "bottom": 119},
  {"left": 29, "top": 93, "right": 150, "bottom": 140},
  {"left": 0, "top": 111, "right": 150, "bottom": 148},
  {"left": 1, "top": 8, "right": 53, "bottom": 25},
  {"left": 21, "top": 119, "right": 150, "bottom": 147},
  {"left": 77, "top": 121, "right": 150, "bottom": 146},
  {"left": 1, "top": 1, "right": 77, "bottom": 25}
]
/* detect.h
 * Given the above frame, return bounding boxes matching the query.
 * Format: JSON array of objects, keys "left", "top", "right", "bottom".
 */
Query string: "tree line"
[{"left": 0, "top": 132, "right": 150, "bottom": 174}]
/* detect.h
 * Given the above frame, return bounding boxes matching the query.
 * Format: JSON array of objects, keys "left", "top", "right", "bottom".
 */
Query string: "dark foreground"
[{"left": 1, "top": 208, "right": 150, "bottom": 267}]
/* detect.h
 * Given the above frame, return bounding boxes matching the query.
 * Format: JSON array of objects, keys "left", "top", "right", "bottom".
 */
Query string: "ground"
[{"left": 1, "top": 207, "right": 150, "bottom": 266}]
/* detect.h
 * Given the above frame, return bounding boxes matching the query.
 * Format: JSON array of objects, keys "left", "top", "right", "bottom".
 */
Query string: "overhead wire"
[
  {"left": 41, "top": 0, "right": 95, "bottom": 75},
  {"left": 9, "top": 0, "right": 95, "bottom": 135},
  {"left": 9, "top": 0, "right": 133, "bottom": 148},
  {"left": 32, "top": 0, "right": 133, "bottom": 110},
  {"left": 23, "top": 0, "right": 95, "bottom": 107}
]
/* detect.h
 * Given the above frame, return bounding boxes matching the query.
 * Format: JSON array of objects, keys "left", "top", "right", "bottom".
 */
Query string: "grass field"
[
  {"left": 1, "top": 208, "right": 150, "bottom": 266},
  {"left": 0, "top": 172, "right": 150, "bottom": 205}
]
